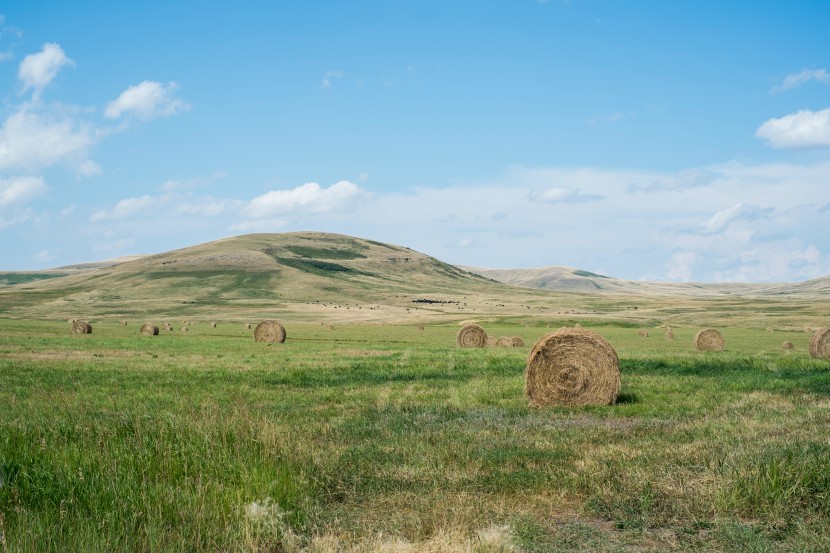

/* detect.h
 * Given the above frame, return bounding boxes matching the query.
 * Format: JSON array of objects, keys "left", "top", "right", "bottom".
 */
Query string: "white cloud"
[
  {"left": 528, "top": 186, "right": 603, "bottom": 203},
  {"left": 105, "top": 81, "right": 189, "bottom": 120},
  {"left": 772, "top": 69, "right": 830, "bottom": 94},
  {"left": 756, "top": 109, "right": 830, "bottom": 149},
  {"left": 0, "top": 175, "right": 46, "bottom": 208},
  {"left": 91, "top": 191, "right": 238, "bottom": 222},
  {"left": 0, "top": 108, "right": 95, "bottom": 172},
  {"left": 665, "top": 252, "right": 696, "bottom": 282},
  {"left": 321, "top": 70, "right": 344, "bottom": 89},
  {"left": 18, "top": 43, "right": 74, "bottom": 97},
  {"left": 245, "top": 181, "right": 370, "bottom": 218},
  {"left": 700, "top": 203, "right": 771, "bottom": 235}
]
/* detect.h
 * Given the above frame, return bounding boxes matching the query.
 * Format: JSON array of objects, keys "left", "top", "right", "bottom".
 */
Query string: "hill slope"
[
  {"left": 0, "top": 232, "right": 827, "bottom": 329},
  {"left": 465, "top": 266, "right": 830, "bottom": 298}
]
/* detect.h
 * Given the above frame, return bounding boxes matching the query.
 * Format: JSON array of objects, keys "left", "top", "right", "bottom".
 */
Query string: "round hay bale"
[
  {"left": 209, "top": 322, "right": 216, "bottom": 328},
  {"left": 327, "top": 324, "right": 335, "bottom": 331},
  {"left": 416, "top": 324, "right": 425, "bottom": 331},
  {"left": 120, "top": 320, "right": 128, "bottom": 326},
  {"left": 486, "top": 335, "right": 497, "bottom": 347},
  {"left": 512, "top": 337, "right": 525, "bottom": 347},
  {"left": 254, "top": 320, "right": 286, "bottom": 343},
  {"left": 162, "top": 323, "right": 172, "bottom": 331},
  {"left": 809, "top": 327, "right": 830, "bottom": 359},
  {"left": 524, "top": 328, "right": 620, "bottom": 407},
  {"left": 638, "top": 330, "right": 649, "bottom": 338},
  {"left": 180, "top": 326, "right": 188, "bottom": 332},
  {"left": 665, "top": 330, "right": 675, "bottom": 341},
  {"left": 140, "top": 323, "right": 159, "bottom": 336},
  {"left": 71, "top": 320, "right": 92, "bottom": 334},
  {"left": 766, "top": 327, "right": 774, "bottom": 334},
  {"left": 694, "top": 328, "right": 724, "bottom": 352},
  {"left": 456, "top": 324, "right": 487, "bottom": 348},
  {"left": 68, "top": 318, "right": 76, "bottom": 324},
  {"left": 782, "top": 341, "right": 794, "bottom": 350},
  {"left": 495, "top": 336, "right": 514, "bottom": 347},
  {"left": 245, "top": 323, "right": 251, "bottom": 330}
]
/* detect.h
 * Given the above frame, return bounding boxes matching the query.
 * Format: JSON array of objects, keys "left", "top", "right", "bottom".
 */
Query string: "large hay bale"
[
  {"left": 254, "top": 320, "right": 286, "bottom": 343},
  {"left": 512, "top": 337, "right": 525, "bottom": 347},
  {"left": 809, "top": 327, "right": 830, "bottom": 359},
  {"left": 694, "top": 328, "right": 724, "bottom": 352},
  {"left": 782, "top": 341, "right": 794, "bottom": 350},
  {"left": 209, "top": 322, "right": 217, "bottom": 328},
  {"left": 524, "top": 328, "right": 620, "bottom": 407},
  {"left": 71, "top": 320, "right": 92, "bottom": 334},
  {"left": 495, "top": 336, "right": 514, "bottom": 347},
  {"left": 140, "top": 323, "right": 159, "bottom": 336},
  {"left": 456, "top": 324, "right": 487, "bottom": 348}
]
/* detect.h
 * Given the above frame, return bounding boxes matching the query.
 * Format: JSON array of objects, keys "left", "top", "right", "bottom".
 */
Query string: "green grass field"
[{"left": 1, "top": 319, "right": 829, "bottom": 552}]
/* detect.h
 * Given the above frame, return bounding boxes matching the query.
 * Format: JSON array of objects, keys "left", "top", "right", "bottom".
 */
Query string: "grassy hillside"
[{"left": 0, "top": 232, "right": 827, "bottom": 330}]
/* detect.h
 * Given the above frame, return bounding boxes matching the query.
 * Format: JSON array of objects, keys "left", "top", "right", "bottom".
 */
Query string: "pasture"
[{"left": 1, "top": 319, "right": 829, "bottom": 552}]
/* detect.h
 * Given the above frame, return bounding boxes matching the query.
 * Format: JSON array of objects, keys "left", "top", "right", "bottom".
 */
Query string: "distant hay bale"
[
  {"left": 694, "top": 328, "right": 724, "bottom": 352},
  {"left": 766, "top": 327, "right": 774, "bottom": 334},
  {"left": 665, "top": 330, "right": 675, "bottom": 341},
  {"left": 512, "top": 337, "right": 525, "bottom": 347},
  {"left": 456, "top": 324, "right": 487, "bottom": 348},
  {"left": 525, "top": 328, "right": 620, "bottom": 407},
  {"left": 809, "top": 327, "right": 830, "bottom": 360},
  {"left": 180, "top": 326, "right": 188, "bottom": 332},
  {"left": 416, "top": 324, "right": 425, "bottom": 331},
  {"left": 574, "top": 323, "right": 582, "bottom": 328},
  {"left": 209, "top": 322, "right": 216, "bottom": 328},
  {"left": 140, "top": 323, "right": 159, "bottom": 336},
  {"left": 782, "top": 341, "right": 794, "bottom": 350},
  {"left": 495, "top": 336, "right": 514, "bottom": 347},
  {"left": 120, "top": 320, "right": 128, "bottom": 326},
  {"left": 327, "top": 324, "right": 335, "bottom": 331},
  {"left": 162, "top": 323, "right": 172, "bottom": 331},
  {"left": 486, "top": 335, "right": 497, "bottom": 347},
  {"left": 71, "top": 320, "right": 92, "bottom": 334},
  {"left": 638, "top": 330, "right": 649, "bottom": 338},
  {"left": 254, "top": 320, "right": 286, "bottom": 343},
  {"left": 245, "top": 323, "right": 251, "bottom": 330}
]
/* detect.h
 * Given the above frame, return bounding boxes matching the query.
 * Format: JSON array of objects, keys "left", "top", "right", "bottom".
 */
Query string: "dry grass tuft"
[{"left": 525, "top": 327, "right": 620, "bottom": 407}]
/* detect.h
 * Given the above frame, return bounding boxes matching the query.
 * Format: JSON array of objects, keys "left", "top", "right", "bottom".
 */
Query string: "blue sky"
[{"left": 1, "top": 1, "right": 829, "bottom": 282}]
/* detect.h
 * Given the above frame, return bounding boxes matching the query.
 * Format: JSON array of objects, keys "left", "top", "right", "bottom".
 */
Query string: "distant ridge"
[{"left": 462, "top": 266, "right": 830, "bottom": 298}]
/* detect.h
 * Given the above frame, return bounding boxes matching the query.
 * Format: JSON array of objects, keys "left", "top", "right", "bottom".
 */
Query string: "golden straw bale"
[
  {"left": 140, "top": 323, "right": 159, "bottom": 336},
  {"left": 694, "top": 328, "right": 724, "bottom": 351},
  {"left": 782, "top": 341, "right": 794, "bottom": 350},
  {"left": 71, "top": 320, "right": 92, "bottom": 334},
  {"left": 525, "top": 328, "right": 620, "bottom": 407},
  {"left": 254, "top": 320, "right": 286, "bottom": 343},
  {"left": 809, "top": 327, "right": 830, "bottom": 359},
  {"left": 456, "top": 324, "right": 487, "bottom": 348},
  {"left": 495, "top": 336, "right": 514, "bottom": 347},
  {"left": 511, "top": 337, "right": 525, "bottom": 347}
]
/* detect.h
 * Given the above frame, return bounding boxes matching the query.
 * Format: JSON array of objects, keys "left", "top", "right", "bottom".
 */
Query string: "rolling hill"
[{"left": 0, "top": 232, "right": 827, "bottom": 329}]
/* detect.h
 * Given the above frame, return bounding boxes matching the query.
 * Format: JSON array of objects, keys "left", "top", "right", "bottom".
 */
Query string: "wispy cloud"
[
  {"left": 105, "top": 81, "right": 190, "bottom": 120},
  {"left": 528, "top": 186, "right": 603, "bottom": 203},
  {"left": 245, "top": 181, "right": 370, "bottom": 218},
  {"left": 321, "top": 70, "right": 344, "bottom": 89},
  {"left": 771, "top": 68, "right": 830, "bottom": 94},
  {"left": 756, "top": 108, "right": 830, "bottom": 149}
]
